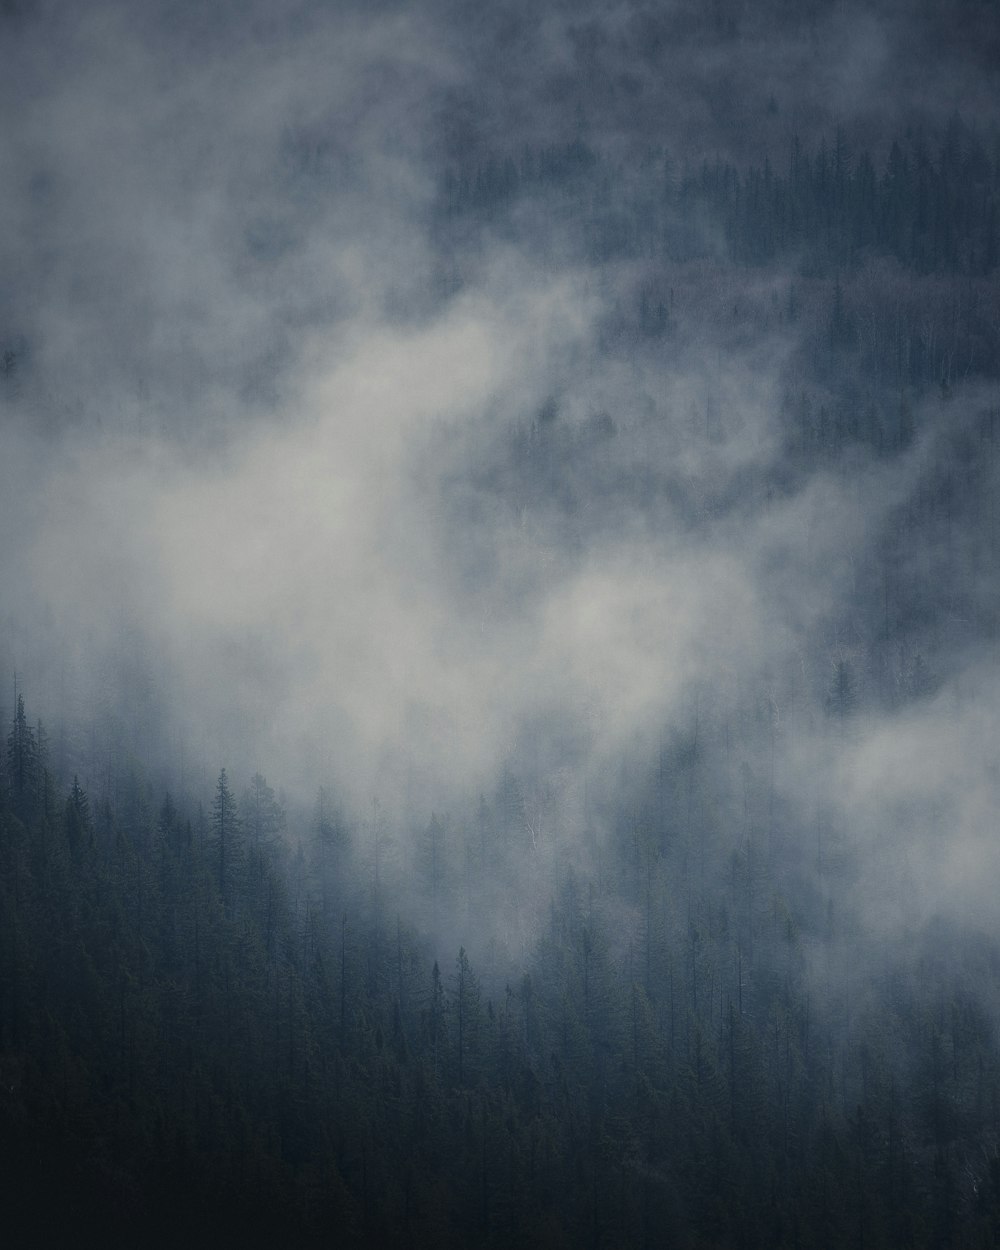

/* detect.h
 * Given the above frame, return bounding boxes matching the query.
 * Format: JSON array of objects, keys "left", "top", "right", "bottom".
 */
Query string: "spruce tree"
[
  {"left": 212, "top": 768, "right": 239, "bottom": 906},
  {"left": 6, "top": 694, "right": 37, "bottom": 821}
]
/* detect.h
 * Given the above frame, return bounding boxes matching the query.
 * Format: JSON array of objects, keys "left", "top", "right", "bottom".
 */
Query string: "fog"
[
  {"left": 2, "top": 0, "right": 999, "bottom": 940},
  {"left": 6, "top": 2, "right": 1000, "bottom": 1241}
]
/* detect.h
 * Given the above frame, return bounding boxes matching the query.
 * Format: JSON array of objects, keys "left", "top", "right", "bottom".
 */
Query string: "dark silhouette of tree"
[
  {"left": 6, "top": 694, "right": 37, "bottom": 821},
  {"left": 212, "top": 767, "right": 239, "bottom": 906},
  {"left": 63, "top": 774, "right": 90, "bottom": 852}
]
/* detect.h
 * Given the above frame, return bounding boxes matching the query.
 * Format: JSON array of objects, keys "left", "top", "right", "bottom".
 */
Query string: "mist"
[
  {"left": 3, "top": 0, "right": 998, "bottom": 962},
  {"left": 3, "top": 1, "right": 1000, "bottom": 1243}
]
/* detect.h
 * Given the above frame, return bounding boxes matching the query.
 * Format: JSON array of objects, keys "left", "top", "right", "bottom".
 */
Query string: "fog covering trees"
[{"left": 2, "top": 0, "right": 1000, "bottom": 1244}]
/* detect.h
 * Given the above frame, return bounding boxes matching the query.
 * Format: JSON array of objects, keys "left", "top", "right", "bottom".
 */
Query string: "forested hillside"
[
  {"left": 2, "top": 1, "right": 1000, "bottom": 1246},
  {"left": 4, "top": 683, "right": 1000, "bottom": 1248}
]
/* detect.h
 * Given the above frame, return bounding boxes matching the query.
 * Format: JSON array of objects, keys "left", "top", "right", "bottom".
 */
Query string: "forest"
[{"left": 2, "top": 1, "right": 1000, "bottom": 1247}]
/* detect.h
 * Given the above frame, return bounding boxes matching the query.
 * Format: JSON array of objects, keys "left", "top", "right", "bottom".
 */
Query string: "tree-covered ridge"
[
  {"left": 3, "top": 691, "right": 1000, "bottom": 1248},
  {"left": 2, "top": 0, "right": 1000, "bottom": 1241},
  {"left": 437, "top": 120, "right": 1000, "bottom": 398},
  {"left": 445, "top": 119, "right": 1000, "bottom": 276}
]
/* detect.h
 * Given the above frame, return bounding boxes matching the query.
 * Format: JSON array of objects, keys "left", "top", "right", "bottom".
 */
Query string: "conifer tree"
[
  {"left": 64, "top": 774, "right": 91, "bottom": 853},
  {"left": 212, "top": 768, "right": 239, "bottom": 906},
  {"left": 6, "top": 694, "right": 37, "bottom": 821}
]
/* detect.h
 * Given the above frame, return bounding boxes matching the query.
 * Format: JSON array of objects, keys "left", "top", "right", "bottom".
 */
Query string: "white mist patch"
[
  {"left": 826, "top": 674, "right": 1000, "bottom": 929},
  {"left": 539, "top": 549, "right": 760, "bottom": 747},
  {"left": 77, "top": 277, "right": 591, "bottom": 794}
]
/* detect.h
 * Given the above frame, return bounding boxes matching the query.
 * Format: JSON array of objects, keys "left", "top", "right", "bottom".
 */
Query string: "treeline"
[
  {"left": 3, "top": 687, "right": 1000, "bottom": 1247},
  {"left": 444, "top": 118, "right": 1000, "bottom": 277},
  {"left": 690, "top": 120, "right": 998, "bottom": 275},
  {"left": 439, "top": 120, "right": 1000, "bottom": 393}
]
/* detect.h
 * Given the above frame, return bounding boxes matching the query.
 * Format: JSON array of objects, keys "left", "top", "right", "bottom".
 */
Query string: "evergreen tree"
[
  {"left": 451, "top": 945, "right": 481, "bottom": 1086},
  {"left": 212, "top": 767, "right": 239, "bottom": 906},
  {"left": 63, "top": 774, "right": 91, "bottom": 853},
  {"left": 6, "top": 694, "right": 37, "bottom": 821}
]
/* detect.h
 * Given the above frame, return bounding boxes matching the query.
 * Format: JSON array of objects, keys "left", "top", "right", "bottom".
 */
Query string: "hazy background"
[{"left": 2, "top": 0, "right": 999, "bottom": 950}]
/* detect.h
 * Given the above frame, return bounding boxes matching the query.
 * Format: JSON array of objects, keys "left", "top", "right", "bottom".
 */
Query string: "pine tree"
[
  {"left": 64, "top": 774, "right": 91, "bottom": 853},
  {"left": 246, "top": 772, "right": 285, "bottom": 851},
  {"left": 452, "top": 946, "right": 481, "bottom": 1086},
  {"left": 212, "top": 768, "right": 239, "bottom": 906},
  {"left": 6, "top": 694, "right": 37, "bottom": 821}
]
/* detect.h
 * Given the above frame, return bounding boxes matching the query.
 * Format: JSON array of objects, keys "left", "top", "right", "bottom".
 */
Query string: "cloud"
[
  {"left": 2, "top": 0, "right": 998, "bottom": 976},
  {"left": 828, "top": 672, "right": 1000, "bottom": 929}
]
